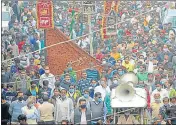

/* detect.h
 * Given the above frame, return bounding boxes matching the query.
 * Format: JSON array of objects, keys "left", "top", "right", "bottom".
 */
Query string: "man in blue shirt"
[
  {"left": 9, "top": 92, "right": 27, "bottom": 123},
  {"left": 77, "top": 71, "right": 90, "bottom": 95}
]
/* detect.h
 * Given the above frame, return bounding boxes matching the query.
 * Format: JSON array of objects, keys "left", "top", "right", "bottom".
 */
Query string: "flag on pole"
[
  {"left": 70, "top": 10, "right": 75, "bottom": 39},
  {"left": 116, "top": 0, "right": 120, "bottom": 13}
]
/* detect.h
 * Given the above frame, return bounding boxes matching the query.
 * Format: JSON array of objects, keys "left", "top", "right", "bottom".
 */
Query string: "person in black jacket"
[
  {"left": 1, "top": 95, "right": 11, "bottom": 125},
  {"left": 74, "top": 98, "right": 91, "bottom": 124}
]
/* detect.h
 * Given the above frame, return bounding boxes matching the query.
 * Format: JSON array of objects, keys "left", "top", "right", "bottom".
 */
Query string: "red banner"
[{"left": 37, "top": 1, "right": 54, "bottom": 29}]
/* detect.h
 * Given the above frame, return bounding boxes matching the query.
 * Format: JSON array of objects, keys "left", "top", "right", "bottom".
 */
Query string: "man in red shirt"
[
  {"left": 26, "top": 58, "right": 39, "bottom": 76},
  {"left": 18, "top": 35, "right": 27, "bottom": 54}
]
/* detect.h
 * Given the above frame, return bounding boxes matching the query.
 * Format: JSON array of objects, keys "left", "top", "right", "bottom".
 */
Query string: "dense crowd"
[{"left": 1, "top": 1, "right": 176, "bottom": 125}]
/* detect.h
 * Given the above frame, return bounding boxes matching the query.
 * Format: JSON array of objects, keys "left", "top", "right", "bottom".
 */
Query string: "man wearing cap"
[
  {"left": 54, "top": 88, "right": 74, "bottom": 124},
  {"left": 151, "top": 82, "right": 169, "bottom": 103}
]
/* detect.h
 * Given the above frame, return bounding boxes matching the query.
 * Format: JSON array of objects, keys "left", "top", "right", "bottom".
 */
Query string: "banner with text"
[{"left": 37, "top": 1, "right": 54, "bottom": 29}]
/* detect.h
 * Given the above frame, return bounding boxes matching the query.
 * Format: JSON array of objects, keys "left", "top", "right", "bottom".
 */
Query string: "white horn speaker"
[
  {"left": 111, "top": 73, "right": 147, "bottom": 108},
  {"left": 115, "top": 84, "right": 135, "bottom": 102},
  {"left": 120, "top": 72, "right": 138, "bottom": 85}
]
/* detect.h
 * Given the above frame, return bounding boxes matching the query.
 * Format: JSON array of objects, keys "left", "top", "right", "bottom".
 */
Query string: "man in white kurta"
[
  {"left": 54, "top": 88, "right": 74, "bottom": 124},
  {"left": 94, "top": 77, "right": 110, "bottom": 101}
]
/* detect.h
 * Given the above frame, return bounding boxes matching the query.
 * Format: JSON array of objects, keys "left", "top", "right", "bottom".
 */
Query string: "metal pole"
[
  {"left": 88, "top": 14, "right": 93, "bottom": 56},
  {"left": 141, "top": 108, "right": 144, "bottom": 124},
  {"left": 113, "top": 108, "right": 116, "bottom": 124},
  {"left": 44, "top": 29, "right": 48, "bottom": 65}
]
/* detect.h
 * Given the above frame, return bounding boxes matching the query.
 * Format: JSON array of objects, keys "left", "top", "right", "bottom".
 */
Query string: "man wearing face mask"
[
  {"left": 9, "top": 91, "right": 27, "bottom": 124},
  {"left": 89, "top": 79, "right": 98, "bottom": 96},
  {"left": 73, "top": 98, "right": 91, "bottom": 124},
  {"left": 39, "top": 66, "right": 56, "bottom": 92},
  {"left": 21, "top": 99, "right": 39, "bottom": 124},
  {"left": 54, "top": 88, "right": 74, "bottom": 124},
  {"left": 151, "top": 82, "right": 169, "bottom": 103},
  {"left": 117, "top": 110, "right": 139, "bottom": 124},
  {"left": 26, "top": 81, "right": 39, "bottom": 97},
  {"left": 117, "top": 67, "right": 125, "bottom": 77},
  {"left": 90, "top": 92, "right": 107, "bottom": 124},
  {"left": 109, "top": 76, "right": 119, "bottom": 91},
  {"left": 14, "top": 69, "right": 31, "bottom": 93},
  {"left": 67, "top": 84, "right": 81, "bottom": 107},
  {"left": 94, "top": 77, "right": 111, "bottom": 101},
  {"left": 77, "top": 89, "right": 93, "bottom": 109}
]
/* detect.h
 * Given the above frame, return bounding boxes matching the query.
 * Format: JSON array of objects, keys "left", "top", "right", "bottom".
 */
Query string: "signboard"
[
  {"left": 82, "top": 1, "right": 95, "bottom": 14},
  {"left": 106, "top": 10, "right": 117, "bottom": 35},
  {"left": 37, "top": 0, "right": 54, "bottom": 29}
]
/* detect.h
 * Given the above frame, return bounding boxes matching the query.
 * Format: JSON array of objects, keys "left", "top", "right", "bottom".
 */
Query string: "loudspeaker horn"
[{"left": 115, "top": 83, "right": 136, "bottom": 102}]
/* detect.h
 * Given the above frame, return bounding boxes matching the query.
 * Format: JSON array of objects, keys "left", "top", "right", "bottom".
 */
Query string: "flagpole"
[{"left": 88, "top": 13, "right": 93, "bottom": 56}]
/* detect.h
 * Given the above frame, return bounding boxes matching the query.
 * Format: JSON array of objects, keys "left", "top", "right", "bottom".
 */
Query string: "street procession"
[{"left": 1, "top": 0, "right": 176, "bottom": 125}]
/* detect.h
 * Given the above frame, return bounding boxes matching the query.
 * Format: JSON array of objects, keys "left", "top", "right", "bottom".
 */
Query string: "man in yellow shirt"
[
  {"left": 122, "top": 56, "right": 134, "bottom": 72},
  {"left": 110, "top": 46, "right": 121, "bottom": 61}
]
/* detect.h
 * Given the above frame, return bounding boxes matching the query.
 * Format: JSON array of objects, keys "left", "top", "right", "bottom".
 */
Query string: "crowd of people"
[{"left": 1, "top": 1, "right": 176, "bottom": 125}]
